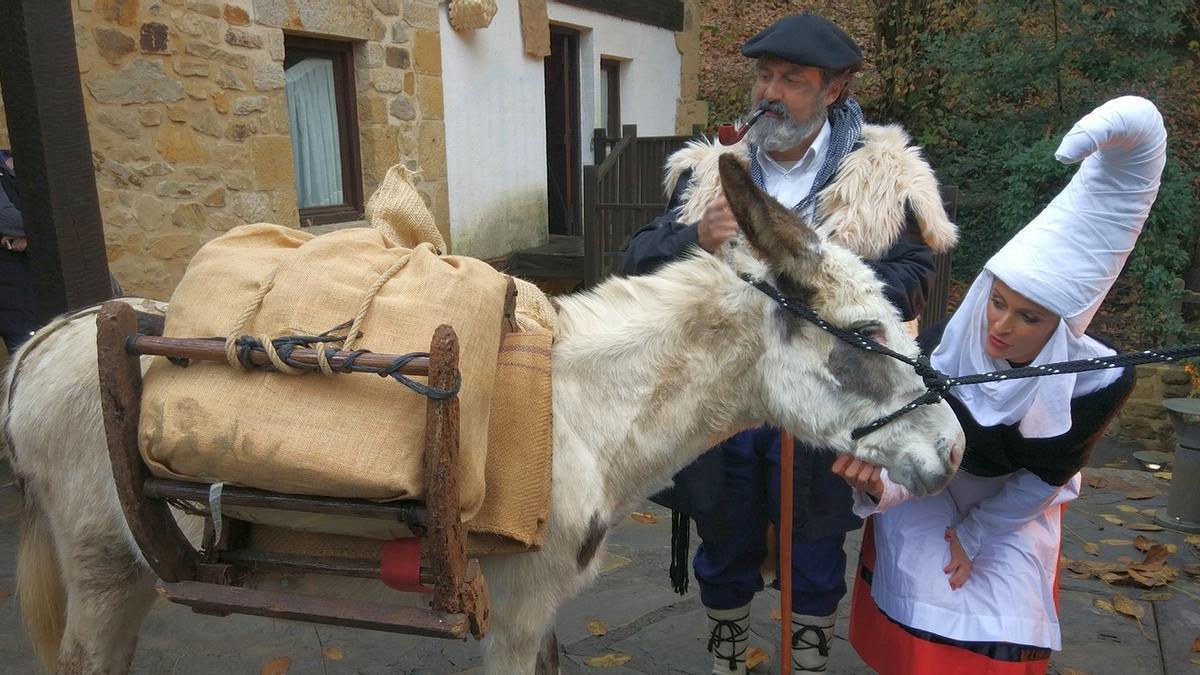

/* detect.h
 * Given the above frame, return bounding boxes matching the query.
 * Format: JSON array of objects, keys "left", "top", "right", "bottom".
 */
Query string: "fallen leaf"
[
  {"left": 1127, "top": 522, "right": 1164, "bottom": 532},
  {"left": 1117, "top": 555, "right": 1136, "bottom": 565},
  {"left": 1101, "top": 539, "right": 1133, "bottom": 546},
  {"left": 585, "top": 652, "right": 633, "bottom": 668},
  {"left": 771, "top": 606, "right": 782, "bottom": 621},
  {"left": 1192, "top": 657, "right": 1200, "bottom": 667},
  {"left": 1112, "top": 593, "right": 1145, "bottom": 620},
  {"left": 1192, "top": 636, "right": 1200, "bottom": 653},
  {"left": 629, "top": 512, "right": 657, "bottom": 525},
  {"left": 1125, "top": 489, "right": 1158, "bottom": 500},
  {"left": 1183, "top": 564, "right": 1200, "bottom": 577},
  {"left": 1058, "top": 668, "right": 1088, "bottom": 675},
  {"left": 1135, "top": 535, "right": 1156, "bottom": 551},
  {"left": 1126, "top": 565, "right": 1178, "bottom": 588},
  {"left": 1137, "top": 545, "right": 1170, "bottom": 572},
  {"left": 1165, "top": 543, "right": 1178, "bottom": 554},
  {"left": 1101, "top": 514, "right": 1125, "bottom": 525},
  {"left": 1086, "top": 475, "right": 1109, "bottom": 489},
  {"left": 1154, "top": 471, "right": 1172, "bottom": 480},
  {"left": 1117, "top": 504, "right": 1140, "bottom": 513},
  {"left": 322, "top": 647, "right": 343, "bottom": 661},
  {"left": 745, "top": 646, "right": 769, "bottom": 670},
  {"left": 1141, "top": 508, "right": 1157, "bottom": 516},
  {"left": 1140, "top": 592, "right": 1172, "bottom": 602},
  {"left": 1100, "top": 571, "right": 1127, "bottom": 583},
  {"left": 0, "top": 591, "right": 10, "bottom": 600},
  {"left": 260, "top": 657, "right": 291, "bottom": 675},
  {"left": 587, "top": 619, "right": 608, "bottom": 636},
  {"left": 1093, "top": 597, "right": 1115, "bottom": 612},
  {"left": 1083, "top": 542, "right": 1101, "bottom": 556}
]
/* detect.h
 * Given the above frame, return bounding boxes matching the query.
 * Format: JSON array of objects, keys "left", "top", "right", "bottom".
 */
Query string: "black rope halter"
[{"left": 740, "top": 274, "right": 1200, "bottom": 440}]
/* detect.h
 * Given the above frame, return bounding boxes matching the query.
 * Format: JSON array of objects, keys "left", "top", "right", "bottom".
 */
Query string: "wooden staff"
[{"left": 780, "top": 431, "right": 795, "bottom": 670}]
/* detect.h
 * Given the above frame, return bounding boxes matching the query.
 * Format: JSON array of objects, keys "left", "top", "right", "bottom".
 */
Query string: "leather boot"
[
  {"left": 791, "top": 612, "right": 835, "bottom": 673},
  {"left": 706, "top": 604, "right": 751, "bottom": 674}
]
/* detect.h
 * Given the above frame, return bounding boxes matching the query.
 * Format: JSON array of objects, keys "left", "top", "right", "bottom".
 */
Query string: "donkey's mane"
[{"left": 553, "top": 250, "right": 756, "bottom": 352}]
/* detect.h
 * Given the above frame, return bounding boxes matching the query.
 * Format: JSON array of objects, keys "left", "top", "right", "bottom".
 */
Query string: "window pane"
[{"left": 284, "top": 57, "right": 344, "bottom": 209}]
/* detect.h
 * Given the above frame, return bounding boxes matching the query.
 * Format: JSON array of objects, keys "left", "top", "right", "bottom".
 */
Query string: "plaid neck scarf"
[{"left": 749, "top": 98, "right": 864, "bottom": 214}]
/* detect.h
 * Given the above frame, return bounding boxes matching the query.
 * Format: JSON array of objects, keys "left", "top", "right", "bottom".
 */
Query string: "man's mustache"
[{"left": 759, "top": 100, "right": 790, "bottom": 120}]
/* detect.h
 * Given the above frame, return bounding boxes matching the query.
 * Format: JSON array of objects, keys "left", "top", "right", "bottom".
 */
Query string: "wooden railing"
[
  {"left": 583, "top": 124, "right": 700, "bottom": 286},
  {"left": 581, "top": 124, "right": 960, "bottom": 328}
]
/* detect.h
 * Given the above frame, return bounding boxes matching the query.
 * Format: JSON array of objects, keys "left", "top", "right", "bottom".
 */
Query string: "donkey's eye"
[{"left": 854, "top": 322, "right": 886, "bottom": 343}]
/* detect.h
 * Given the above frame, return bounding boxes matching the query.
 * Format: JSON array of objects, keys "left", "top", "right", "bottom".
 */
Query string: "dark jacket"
[{"left": 0, "top": 160, "right": 35, "bottom": 354}]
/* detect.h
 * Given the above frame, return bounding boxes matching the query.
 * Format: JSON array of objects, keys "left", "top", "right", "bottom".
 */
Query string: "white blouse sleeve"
[
  {"left": 952, "top": 470, "right": 1081, "bottom": 559},
  {"left": 850, "top": 468, "right": 914, "bottom": 518}
]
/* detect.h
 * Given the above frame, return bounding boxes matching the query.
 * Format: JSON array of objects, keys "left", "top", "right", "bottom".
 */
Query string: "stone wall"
[
  {"left": 3, "top": 0, "right": 447, "bottom": 300},
  {"left": 1114, "top": 364, "right": 1194, "bottom": 452},
  {"left": 674, "top": 0, "right": 707, "bottom": 134}
]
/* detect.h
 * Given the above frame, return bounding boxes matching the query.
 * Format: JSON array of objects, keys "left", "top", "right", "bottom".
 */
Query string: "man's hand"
[
  {"left": 943, "top": 528, "right": 972, "bottom": 590},
  {"left": 831, "top": 455, "right": 884, "bottom": 501},
  {"left": 697, "top": 193, "right": 740, "bottom": 253}
]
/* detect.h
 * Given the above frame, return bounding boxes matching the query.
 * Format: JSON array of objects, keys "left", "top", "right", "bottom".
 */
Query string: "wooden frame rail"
[{"left": 96, "top": 300, "right": 491, "bottom": 640}]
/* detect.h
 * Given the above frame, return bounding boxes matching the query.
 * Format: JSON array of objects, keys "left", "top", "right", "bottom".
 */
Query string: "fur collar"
[{"left": 663, "top": 125, "right": 958, "bottom": 260}]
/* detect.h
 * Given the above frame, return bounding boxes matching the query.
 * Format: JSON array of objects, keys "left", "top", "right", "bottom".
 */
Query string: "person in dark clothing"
[
  {"left": 620, "top": 13, "right": 956, "bottom": 674},
  {"left": 0, "top": 149, "right": 36, "bottom": 355}
]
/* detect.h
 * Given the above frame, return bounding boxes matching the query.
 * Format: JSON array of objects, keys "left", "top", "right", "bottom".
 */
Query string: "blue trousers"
[{"left": 693, "top": 427, "right": 849, "bottom": 615}]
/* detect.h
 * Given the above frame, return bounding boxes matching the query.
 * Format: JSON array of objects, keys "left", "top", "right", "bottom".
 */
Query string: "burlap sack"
[
  {"left": 366, "top": 165, "right": 446, "bottom": 253},
  {"left": 139, "top": 224, "right": 509, "bottom": 519},
  {"left": 220, "top": 327, "right": 555, "bottom": 553}
]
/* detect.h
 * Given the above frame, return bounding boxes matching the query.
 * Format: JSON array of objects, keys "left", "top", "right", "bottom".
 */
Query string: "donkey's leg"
[
  {"left": 481, "top": 550, "right": 597, "bottom": 675},
  {"left": 534, "top": 629, "right": 560, "bottom": 675},
  {"left": 53, "top": 515, "right": 157, "bottom": 674}
]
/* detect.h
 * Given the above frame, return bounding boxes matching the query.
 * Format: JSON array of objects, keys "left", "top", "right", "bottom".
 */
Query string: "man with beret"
[{"left": 621, "top": 13, "right": 957, "bottom": 674}]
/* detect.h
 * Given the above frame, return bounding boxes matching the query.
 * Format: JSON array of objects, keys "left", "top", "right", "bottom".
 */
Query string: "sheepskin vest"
[{"left": 663, "top": 125, "right": 958, "bottom": 260}]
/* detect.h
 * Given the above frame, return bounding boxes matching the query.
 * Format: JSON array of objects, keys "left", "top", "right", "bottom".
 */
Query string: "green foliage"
[{"left": 859, "top": 0, "right": 1200, "bottom": 346}]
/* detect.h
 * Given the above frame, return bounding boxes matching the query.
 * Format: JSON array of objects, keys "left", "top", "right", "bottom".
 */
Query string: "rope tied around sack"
[{"left": 215, "top": 249, "right": 459, "bottom": 400}]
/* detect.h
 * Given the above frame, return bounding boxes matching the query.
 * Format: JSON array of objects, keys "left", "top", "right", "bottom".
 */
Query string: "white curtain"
[{"left": 285, "top": 58, "right": 343, "bottom": 208}]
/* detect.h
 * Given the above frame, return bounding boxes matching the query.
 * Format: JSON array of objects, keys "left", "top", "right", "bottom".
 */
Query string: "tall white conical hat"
[
  {"left": 986, "top": 96, "right": 1167, "bottom": 336},
  {"left": 932, "top": 97, "right": 1167, "bottom": 438}
]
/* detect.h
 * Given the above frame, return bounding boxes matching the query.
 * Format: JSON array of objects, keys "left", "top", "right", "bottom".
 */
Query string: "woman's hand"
[
  {"left": 831, "top": 455, "right": 884, "bottom": 501},
  {"left": 943, "top": 528, "right": 972, "bottom": 590}
]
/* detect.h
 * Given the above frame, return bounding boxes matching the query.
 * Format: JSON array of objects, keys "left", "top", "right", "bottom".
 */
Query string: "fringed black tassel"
[{"left": 669, "top": 508, "right": 690, "bottom": 595}]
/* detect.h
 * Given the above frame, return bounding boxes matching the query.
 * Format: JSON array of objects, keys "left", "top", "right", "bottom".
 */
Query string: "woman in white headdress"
[{"left": 840, "top": 96, "right": 1167, "bottom": 675}]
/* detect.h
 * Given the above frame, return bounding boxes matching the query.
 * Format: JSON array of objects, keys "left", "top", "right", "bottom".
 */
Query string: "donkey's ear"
[{"left": 718, "top": 153, "right": 821, "bottom": 276}]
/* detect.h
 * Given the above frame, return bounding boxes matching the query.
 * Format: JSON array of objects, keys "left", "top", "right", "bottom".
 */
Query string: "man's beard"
[{"left": 746, "top": 100, "right": 828, "bottom": 152}]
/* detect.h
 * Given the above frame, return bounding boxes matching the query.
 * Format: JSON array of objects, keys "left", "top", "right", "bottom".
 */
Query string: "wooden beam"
[
  {"left": 161, "top": 581, "right": 472, "bottom": 639},
  {"left": 0, "top": 0, "right": 113, "bottom": 322},
  {"left": 556, "top": 0, "right": 684, "bottom": 32}
]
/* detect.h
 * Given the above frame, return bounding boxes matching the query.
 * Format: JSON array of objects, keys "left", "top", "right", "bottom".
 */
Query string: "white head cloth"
[{"left": 932, "top": 97, "right": 1167, "bottom": 438}]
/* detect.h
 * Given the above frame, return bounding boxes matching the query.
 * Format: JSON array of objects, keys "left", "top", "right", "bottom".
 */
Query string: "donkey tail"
[{"left": 17, "top": 494, "right": 66, "bottom": 673}]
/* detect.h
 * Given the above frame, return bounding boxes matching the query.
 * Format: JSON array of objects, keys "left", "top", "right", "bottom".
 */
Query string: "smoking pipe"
[{"left": 717, "top": 106, "right": 767, "bottom": 145}]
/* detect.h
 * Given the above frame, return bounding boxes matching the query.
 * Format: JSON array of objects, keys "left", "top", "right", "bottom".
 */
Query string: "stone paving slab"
[{"left": 2, "top": 442, "right": 1199, "bottom": 674}]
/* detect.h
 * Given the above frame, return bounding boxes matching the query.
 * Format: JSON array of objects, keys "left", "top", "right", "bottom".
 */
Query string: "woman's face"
[{"left": 984, "top": 278, "right": 1060, "bottom": 363}]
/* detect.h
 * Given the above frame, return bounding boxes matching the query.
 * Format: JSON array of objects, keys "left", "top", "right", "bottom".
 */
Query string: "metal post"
[
  {"left": 0, "top": 0, "right": 113, "bottom": 322},
  {"left": 1156, "top": 399, "right": 1200, "bottom": 532}
]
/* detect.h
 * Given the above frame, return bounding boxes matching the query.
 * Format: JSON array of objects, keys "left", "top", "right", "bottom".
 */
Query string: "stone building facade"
[
  {"left": 1114, "top": 364, "right": 1194, "bottom": 452},
  {"left": 0, "top": 0, "right": 704, "bottom": 299}
]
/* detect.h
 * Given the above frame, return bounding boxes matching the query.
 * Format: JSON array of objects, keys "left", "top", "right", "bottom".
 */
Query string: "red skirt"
[{"left": 849, "top": 513, "right": 1061, "bottom": 675}]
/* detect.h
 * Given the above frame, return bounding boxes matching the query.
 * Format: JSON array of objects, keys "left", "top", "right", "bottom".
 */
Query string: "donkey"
[{"left": 3, "top": 155, "right": 964, "bottom": 674}]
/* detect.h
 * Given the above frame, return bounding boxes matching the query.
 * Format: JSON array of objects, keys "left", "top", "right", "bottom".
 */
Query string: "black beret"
[{"left": 741, "top": 14, "right": 862, "bottom": 71}]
